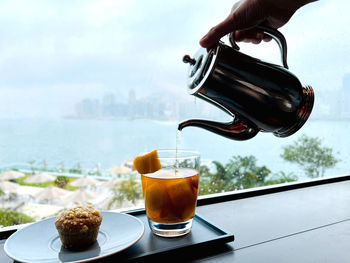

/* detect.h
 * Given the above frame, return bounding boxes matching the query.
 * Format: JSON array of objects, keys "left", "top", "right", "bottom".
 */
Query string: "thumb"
[{"left": 199, "top": 17, "right": 237, "bottom": 48}]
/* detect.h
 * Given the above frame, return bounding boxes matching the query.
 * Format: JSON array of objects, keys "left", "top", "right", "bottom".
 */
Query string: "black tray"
[
  {"left": 0, "top": 209, "right": 234, "bottom": 262},
  {"left": 106, "top": 209, "right": 234, "bottom": 262}
]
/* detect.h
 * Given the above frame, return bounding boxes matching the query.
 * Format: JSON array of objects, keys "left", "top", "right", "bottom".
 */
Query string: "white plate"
[{"left": 4, "top": 211, "right": 145, "bottom": 263}]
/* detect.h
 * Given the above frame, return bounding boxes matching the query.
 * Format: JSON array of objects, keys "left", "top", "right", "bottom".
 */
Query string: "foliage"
[
  {"left": 198, "top": 135, "right": 338, "bottom": 195},
  {"left": 280, "top": 134, "right": 339, "bottom": 178},
  {"left": 199, "top": 163, "right": 230, "bottom": 195},
  {"left": 0, "top": 209, "right": 34, "bottom": 227},
  {"left": 64, "top": 180, "right": 81, "bottom": 191},
  {"left": 199, "top": 155, "right": 272, "bottom": 195},
  {"left": 69, "top": 163, "right": 83, "bottom": 174},
  {"left": 176, "top": 159, "right": 200, "bottom": 171},
  {"left": 55, "top": 176, "right": 69, "bottom": 189},
  {"left": 226, "top": 156, "right": 271, "bottom": 189},
  {"left": 264, "top": 171, "right": 298, "bottom": 186},
  {"left": 5, "top": 134, "right": 339, "bottom": 211},
  {"left": 108, "top": 175, "right": 142, "bottom": 209},
  {"left": 17, "top": 175, "right": 77, "bottom": 190},
  {"left": 17, "top": 176, "right": 55, "bottom": 188}
]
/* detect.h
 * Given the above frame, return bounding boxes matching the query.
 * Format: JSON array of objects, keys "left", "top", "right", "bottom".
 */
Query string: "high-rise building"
[
  {"left": 129, "top": 89, "right": 136, "bottom": 105},
  {"left": 102, "top": 92, "right": 116, "bottom": 106}
]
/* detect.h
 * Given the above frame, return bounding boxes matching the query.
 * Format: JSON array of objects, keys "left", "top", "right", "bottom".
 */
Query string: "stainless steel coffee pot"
[{"left": 178, "top": 25, "right": 314, "bottom": 140}]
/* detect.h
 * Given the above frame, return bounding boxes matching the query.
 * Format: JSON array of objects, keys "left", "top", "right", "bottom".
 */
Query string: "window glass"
[{"left": 0, "top": 0, "right": 348, "bottom": 227}]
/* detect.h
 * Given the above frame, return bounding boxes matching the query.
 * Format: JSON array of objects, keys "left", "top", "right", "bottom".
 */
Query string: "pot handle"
[{"left": 229, "top": 24, "right": 289, "bottom": 69}]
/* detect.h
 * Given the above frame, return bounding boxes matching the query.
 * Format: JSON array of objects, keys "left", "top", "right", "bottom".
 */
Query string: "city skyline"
[
  {"left": 68, "top": 88, "right": 228, "bottom": 121},
  {"left": 68, "top": 72, "right": 350, "bottom": 121}
]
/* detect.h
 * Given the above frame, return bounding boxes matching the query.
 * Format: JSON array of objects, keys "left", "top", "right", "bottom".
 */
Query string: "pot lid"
[{"left": 183, "top": 45, "right": 217, "bottom": 93}]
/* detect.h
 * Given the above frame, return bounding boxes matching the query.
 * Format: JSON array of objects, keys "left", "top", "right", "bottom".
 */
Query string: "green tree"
[
  {"left": 281, "top": 134, "right": 339, "bottom": 178},
  {"left": 226, "top": 156, "right": 271, "bottom": 189},
  {"left": 0, "top": 209, "right": 34, "bottom": 227},
  {"left": 264, "top": 171, "right": 297, "bottom": 185},
  {"left": 55, "top": 176, "right": 69, "bottom": 189},
  {"left": 198, "top": 156, "right": 272, "bottom": 195},
  {"left": 108, "top": 175, "right": 142, "bottom": 209},
  {"left": 199, "top": 162, "right": 230, "bottom": 195}
]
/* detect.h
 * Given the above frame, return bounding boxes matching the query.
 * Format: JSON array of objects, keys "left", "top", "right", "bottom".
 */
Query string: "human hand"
[{"left": 200, "top": 0, "right": 316, "bottom": 48}]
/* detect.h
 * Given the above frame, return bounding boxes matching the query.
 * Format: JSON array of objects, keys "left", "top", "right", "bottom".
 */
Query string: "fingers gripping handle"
[{"left": 229, "top": 24, "right": 289, "bottom": 69}]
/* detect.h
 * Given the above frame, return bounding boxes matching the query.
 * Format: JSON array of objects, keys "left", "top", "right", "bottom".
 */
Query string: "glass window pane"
[{"left": 0, "top": 0, "right": 348, "bottom": 228}]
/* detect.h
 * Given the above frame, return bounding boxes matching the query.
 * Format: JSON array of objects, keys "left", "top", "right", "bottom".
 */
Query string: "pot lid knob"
[{"left": 182, "top": 55, "right": 196, "bottom": 65}]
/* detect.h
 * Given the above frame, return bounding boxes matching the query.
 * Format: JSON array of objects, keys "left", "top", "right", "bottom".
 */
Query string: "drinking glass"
[{"left": 140, "top": 150, "right": 200, "bottom": 237}]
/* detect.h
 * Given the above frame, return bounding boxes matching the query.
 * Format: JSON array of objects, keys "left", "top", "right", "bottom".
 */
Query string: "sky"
[{"left": 0, "top": 0, "right": 349, "bottom": 118}]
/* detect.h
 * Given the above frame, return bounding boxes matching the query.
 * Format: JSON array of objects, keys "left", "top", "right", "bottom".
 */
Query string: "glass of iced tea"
[{"left": 141, "top": 150, "right": 200, "bottom": 237}]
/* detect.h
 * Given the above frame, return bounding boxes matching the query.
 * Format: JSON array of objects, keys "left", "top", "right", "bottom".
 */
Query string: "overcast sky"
[{"left": 0, "top": 0, "right": 349, "bottom": 118}]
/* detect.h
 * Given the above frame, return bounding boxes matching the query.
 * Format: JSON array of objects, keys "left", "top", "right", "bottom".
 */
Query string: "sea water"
[{"left": 0, "top": 118, "right": 349, "bottom": 179}]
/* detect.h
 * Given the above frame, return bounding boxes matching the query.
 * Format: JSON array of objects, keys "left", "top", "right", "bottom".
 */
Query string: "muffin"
[{"left": 54, "top": 205, "right": 102, "bottom": 249}]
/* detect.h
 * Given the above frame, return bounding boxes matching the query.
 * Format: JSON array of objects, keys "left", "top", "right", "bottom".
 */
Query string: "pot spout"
[{"left": 178, "top": 118, "right": 259, "bottom": 141}]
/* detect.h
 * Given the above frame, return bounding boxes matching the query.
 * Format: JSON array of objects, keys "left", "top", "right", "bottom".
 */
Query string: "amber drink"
[{"left": 141, "top": 150, "right": 200, "bottom": 237}]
